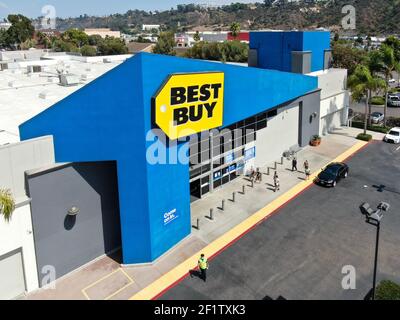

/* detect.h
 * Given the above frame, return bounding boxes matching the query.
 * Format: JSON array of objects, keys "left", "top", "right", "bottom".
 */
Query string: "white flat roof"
[{"left": 0, "top": 53, "right": 131, "bottom": 145}]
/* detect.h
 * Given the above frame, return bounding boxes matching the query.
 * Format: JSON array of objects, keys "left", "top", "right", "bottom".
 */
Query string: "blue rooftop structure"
[{"left": 250, "top": 31, "right": 331, "bottom": 73}]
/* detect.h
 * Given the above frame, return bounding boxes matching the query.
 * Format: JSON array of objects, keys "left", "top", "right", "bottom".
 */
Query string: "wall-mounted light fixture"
[
  {"left": 67, "top": 206, "right": 80, "bottom": 216},
  {"left": 312, "top": 112, "right": 318, "bottom": 118}
]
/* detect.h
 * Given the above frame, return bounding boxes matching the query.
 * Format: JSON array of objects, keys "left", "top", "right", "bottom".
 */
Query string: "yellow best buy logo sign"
[{"left": 153, "top": 72, "right": 224, "bottom": 140}]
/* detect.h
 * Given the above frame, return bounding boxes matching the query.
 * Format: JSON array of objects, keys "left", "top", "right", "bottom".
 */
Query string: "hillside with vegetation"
[{"left": 33, "top": 0, "right": 400, "bottom": 35}]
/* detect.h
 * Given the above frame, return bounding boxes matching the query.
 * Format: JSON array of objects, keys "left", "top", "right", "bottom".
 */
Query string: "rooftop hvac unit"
[
  {"left": 103, "top": 57, "right": 112, "bottom": 63},
  {"left": 27, "top": 65, "right": 42, "bottom": 73},
  {"left": 47, "top": 77, "right": 58, "bottom": 83},
  {"left": 59, "top": 74, "right": 80, "bottom": 86},
  {"left": 39, "top": 90, "right": 54, "bottom": 99},
  {"left": 8, "top": 81, "right": 15, "bottom": 87}
]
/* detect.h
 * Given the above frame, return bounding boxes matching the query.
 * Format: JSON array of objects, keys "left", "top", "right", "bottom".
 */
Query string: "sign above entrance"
[{"left": 153, "top": 72, "right": 225, "bottom": 140}]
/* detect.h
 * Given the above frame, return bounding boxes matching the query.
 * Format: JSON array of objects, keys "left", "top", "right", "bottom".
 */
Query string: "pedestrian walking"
[
  {"left": 255, "top": 167, "right": 262, "bottom": 183},
  {"left": 304, "top": 160, "right": 311, "bottom": 180},
  {"left": 198, "top": 253, "right": 209, "bottom": 282},
  {"left": 304, "top": 160, "right": 309, "bottom": 171},
  {"left": 292, "top": 157, "right": 298, "bottom": 172},
  {"left": 273, "top": 172, "right": 280, "bottom": 192}
]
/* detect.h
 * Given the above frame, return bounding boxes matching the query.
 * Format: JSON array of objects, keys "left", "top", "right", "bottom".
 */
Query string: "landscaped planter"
[{"left": 310, "top": 135, "right": 321, "bottom": 146}]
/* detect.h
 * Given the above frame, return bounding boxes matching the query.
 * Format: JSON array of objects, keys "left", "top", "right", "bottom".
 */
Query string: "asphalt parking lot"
[
  {"left": 350, "top": 100, "right": 400, "bottom": 118},
  {"left": 160, "top": 141, "right": 400, "bottom": 300}
]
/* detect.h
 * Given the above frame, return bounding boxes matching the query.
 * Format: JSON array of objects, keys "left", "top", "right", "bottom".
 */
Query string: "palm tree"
[
  {"left": 348, "top": 65, "right": 386, "bottom": 135},
  {"left": 230, "top": 22, "right": 241, "bottom": 40},
  {"left": 0, "top": 188, "right": 16, "bottom": 222},
  {"left": 366, "top": 50, "right": 384, "bottom": 126},
  {"left": 379, "top": 45, "right": 400, "bottom": 126}
]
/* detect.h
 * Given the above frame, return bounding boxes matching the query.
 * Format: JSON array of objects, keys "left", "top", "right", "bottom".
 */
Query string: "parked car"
[
  {"left": 370, "top": 112, "right": 384, "bottom": 124},
  {"left": 315, "top": 162, "right": 349, "bottom": 187},
  {"left": 388, "top": 78, "right": 396, "bottom": 84},
  {"left": 388, "top": 95, "right": 400, "bottom": 107},
  {"left": 383, "top": 127, "right": 400, "bottom": 144}
]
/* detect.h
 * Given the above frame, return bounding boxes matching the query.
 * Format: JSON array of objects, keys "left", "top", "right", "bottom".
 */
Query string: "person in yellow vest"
[{"left": 198, "top": 254, "right": 209, "bottom": 282}]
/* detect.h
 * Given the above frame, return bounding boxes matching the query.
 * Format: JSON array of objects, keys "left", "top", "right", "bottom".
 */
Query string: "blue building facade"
[
  {"left": 249, "top": 31, "right": 331, "bottom": 73},
  {"left": 20, "top": 50, "right": 320, "bottom": 264}
]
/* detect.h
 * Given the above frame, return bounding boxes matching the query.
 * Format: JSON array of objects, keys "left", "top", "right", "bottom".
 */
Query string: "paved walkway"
[{"left": 25, "top": 127, "right": 374, "bottom": 300}]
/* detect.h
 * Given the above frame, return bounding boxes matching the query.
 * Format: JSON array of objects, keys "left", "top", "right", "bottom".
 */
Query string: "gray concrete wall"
[
  {"left": 26, "top": 161, "right": 121, "bottom": 284},
  {"left": 255, "top": 104, "right": 299, "bottom": 167},
  {"left": 298, "top": 90, "right": 321, "bottom": 146},
  {"left": 248, "top": 49, "right": 258, "bottom": 67},
  {"left": 324, "top": 50, "right": 333, "bottom": 69},
  {"left": 253, "top": 89, "right": 320, "bottom": 166},
  {"left": 0, "top": 136, "right": 54, "bottom": 201},
  {"left": 291, "top": 51, "right": 312, "bottom": 74}
]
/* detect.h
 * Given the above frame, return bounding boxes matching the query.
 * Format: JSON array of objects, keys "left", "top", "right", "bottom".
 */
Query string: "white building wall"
[
  {"left": 308, "top": 68, "right": 349, "bottom": 135},
  {"left": 0, "top": 136, "right": 55, "bottom": 297},
  {"left": 319, "top": 91, "right": 349, "bottom": 119},
  {"left": 0, "top": 204, "right": 38, "bottom": 294}
]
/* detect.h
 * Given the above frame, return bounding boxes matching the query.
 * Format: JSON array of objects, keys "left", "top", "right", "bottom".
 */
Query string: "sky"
[{"left": 0, "top": 0, "right": 255, "bottom": 19}]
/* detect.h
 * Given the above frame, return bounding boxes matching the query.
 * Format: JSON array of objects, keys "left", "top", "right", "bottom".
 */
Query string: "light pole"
[{"left": 360, "top": 202, "right": 390, "bottom": 300}]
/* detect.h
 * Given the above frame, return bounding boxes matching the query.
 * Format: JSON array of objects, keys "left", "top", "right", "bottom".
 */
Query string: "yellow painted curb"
[{"left": 130, "top": 141, "right": 368, "bottom": 300}]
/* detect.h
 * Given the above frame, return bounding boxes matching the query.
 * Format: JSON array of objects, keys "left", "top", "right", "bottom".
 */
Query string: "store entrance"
[
  {"left": 190, "top": 179, "right": 201, "bottom": 203},
  {"left": 190, "top": 175, "right": 211, "bottom": 203},
  {"left": 212, "top": 162, "right": 241, "bottom": 191}
]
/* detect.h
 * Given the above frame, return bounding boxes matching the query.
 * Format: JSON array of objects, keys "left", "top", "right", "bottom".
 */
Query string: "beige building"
[
  {"left": 126, "top": 42, "right": 155, "bottom": 54},
  {"left": 84, "top": 28, "right": 121, "bottom": 38}
]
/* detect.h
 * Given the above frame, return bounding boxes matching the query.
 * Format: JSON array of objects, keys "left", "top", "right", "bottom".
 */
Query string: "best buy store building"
[{"left": 19, "top": 31, "right": 334, "bottom": 277}]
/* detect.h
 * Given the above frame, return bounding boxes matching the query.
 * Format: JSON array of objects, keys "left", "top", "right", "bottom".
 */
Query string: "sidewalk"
[{"left": 25, "top": 126, "right": 371, "bottom": 300}]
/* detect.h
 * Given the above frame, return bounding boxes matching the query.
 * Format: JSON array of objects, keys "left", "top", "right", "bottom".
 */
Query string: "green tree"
[
  {"left": 62, "top": 28, "right": 89, "bottom": 48},
  {"left": 0, "top": 189, "right": 16, "bottom": 222},
  {"left": 193, "top": 31, "right": 200, "bottom": 42},
  {"left": 333, "top": 33, "right": 339, "bottom": 42},
  {"left": 0, "top": 29, "right": 9, "bottom": 48},
  {"left": 88, "top": 34, "right": 103, "bottom": 46},
  {"left": 383, "top": 36, "right": 400, "bottom": 62},
  {"left": 5, "top": 14, "right": 34, "bottom": 48},
  {"left": 36, "top": 31, "right": 51, "bottom": 49},
  {"left": 80, "top": 45, "right": 97, "bottom": 56},
  {"left": 52, "top": 38, "right": 79, "bottom": 53},
  {"left": 348, "top": 65, "right": 386, "bottom": 135},
  {"left": 332, "top": 43, "right": 367, "bottom": 75},
  {"left": 185, "top": 41, "right": 248, "bottom": 63},
  {"left": 230, "top": 22, "right": 241, "bottom": 39},
  {"left": 379, "top": 44, "right": 400, "bottom": 126},
  {"left": 264, "top": 0, "right": 274, "bottom": 7},
  {"left": 20, "top": 38, "right": 37, "bottom": 50},
  {"left": 136, "top": 35, "right": 152, "bottom": 43},
  {"left": 152, "top": 31, "right": 176, "bottom": 56},
  {"left": 97, "top": 37, "right": 128, "bottom": 55}
]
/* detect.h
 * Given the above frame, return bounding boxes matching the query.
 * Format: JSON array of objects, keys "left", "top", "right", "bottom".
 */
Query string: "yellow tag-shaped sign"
[{"left": 153, "top": 72, "right": 224, "bottom": 140}]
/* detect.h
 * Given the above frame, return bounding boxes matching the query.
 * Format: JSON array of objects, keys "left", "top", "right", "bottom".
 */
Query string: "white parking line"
[{"left": 395, "top": 146, "right": 400, "bottom": 152}]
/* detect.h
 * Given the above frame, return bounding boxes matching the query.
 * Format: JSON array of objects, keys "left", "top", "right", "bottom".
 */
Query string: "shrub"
[
  {"left": 388, "top": 88, "right": 400, "bottom": 94},
  {"left": 376, "top": 280, "right": 400, "bottom": 300},
  {"left": 311, "top": 135, "right": 321, "bottom": 141},
  {"left": 80, "top": 45, "right": 97, "bottom": 57},
  {"left": 356, "top": 133, "right": 372, "bottom": 141},
  {"left": 185, "top": 40, "right": 248, "bottom": 63},
  {"left": 351, "top": 121, "right": 390, "bottom": 133},
  {"left": 370, "top": 96, "right": 385, "bottom": 105}
]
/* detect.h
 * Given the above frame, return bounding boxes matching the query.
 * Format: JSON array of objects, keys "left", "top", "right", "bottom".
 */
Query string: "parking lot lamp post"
[
  {"left": 361, "top": 202, "right": 390, "bottom": 300},
  {"left": 366, "top": 217, "right": 380, "bottom": 300}
]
